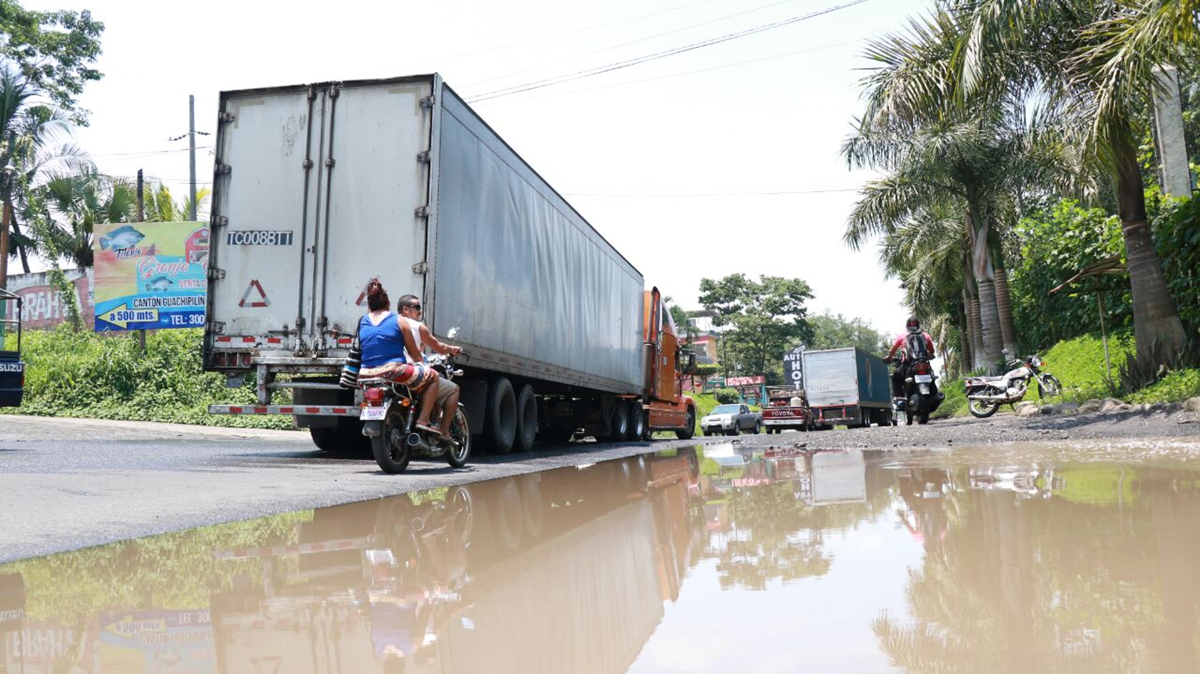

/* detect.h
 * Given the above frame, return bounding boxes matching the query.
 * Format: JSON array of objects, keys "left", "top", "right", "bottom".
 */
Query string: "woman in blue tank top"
[{"left": 358, "top": 280, "right": 442, "bottom": 435}]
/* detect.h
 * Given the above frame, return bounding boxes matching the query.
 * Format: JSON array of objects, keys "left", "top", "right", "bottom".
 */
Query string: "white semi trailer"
[{"left": 203, "top": 74, "right": 696, "bottom": 453}]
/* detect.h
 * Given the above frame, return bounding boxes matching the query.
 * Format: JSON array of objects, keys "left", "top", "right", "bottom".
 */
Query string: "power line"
[
  {"left": 462, "top": 0, "right": 808, "bottom": 89},
  {"left": 563, "top": 187, "right": 860, "bottom": 197},
  {"left": 87, "top": 145, "right": 215, "bottom": 159},
  {"left": 422, "top": 0, "right": 726, "bottom": 70},
  {"left": 467, "top": 0, "right": 872, "bottom": 103},
  {"left": 480, "top": 39, "right": 859, "bottom": 105}
]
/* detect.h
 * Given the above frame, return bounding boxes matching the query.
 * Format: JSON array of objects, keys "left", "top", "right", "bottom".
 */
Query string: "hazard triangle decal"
[{"left": 239, "top": 279, "right": 270, "bottom": 308}]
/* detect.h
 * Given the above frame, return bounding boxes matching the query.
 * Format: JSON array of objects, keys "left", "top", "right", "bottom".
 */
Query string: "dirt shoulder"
[{"left": 722, "top": 407, "right": 1200, "bottom": 451}]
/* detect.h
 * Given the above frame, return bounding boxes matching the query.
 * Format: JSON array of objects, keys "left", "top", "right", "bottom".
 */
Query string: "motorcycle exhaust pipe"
[
  {"left": 969, "top": 392, "right": 1013, "bottom": 402},
  {"left": 406, "top": 432, "right": 424, "bottom": 448}
]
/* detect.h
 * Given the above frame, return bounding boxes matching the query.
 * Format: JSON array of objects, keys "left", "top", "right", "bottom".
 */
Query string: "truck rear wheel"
[
  {"left": 514, "top": 384, "right": 537, "bottom": 453},
  {"left": 606, "top": 403, "right": 629, "bottom": 441},
  {"left": 485, "top": 377, "right": 517, "bottom": 454},
  {"left": 626, "top": 401, "right": 645, "bottom": 440}
]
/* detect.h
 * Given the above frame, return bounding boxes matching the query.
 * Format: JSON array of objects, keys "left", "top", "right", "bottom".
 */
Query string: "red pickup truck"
[{"left": 761, "top": 388, "right": 814, "bottom": 434}]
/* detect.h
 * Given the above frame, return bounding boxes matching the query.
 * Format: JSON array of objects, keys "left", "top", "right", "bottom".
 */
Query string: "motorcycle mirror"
[{"left": 447, "top": 327, "right": 460, "bottom": 340}]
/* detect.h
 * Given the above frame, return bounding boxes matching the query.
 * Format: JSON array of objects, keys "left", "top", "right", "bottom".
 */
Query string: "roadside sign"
[
  {"left": 783, "top": 345, "right": 805, "bottom": 389},
  {"left": 92, "top": 222, "right": 209, "bottom": 332}
]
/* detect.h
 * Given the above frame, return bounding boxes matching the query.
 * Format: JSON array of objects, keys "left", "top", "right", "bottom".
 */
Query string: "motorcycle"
[
  {"left": 360, "top": 327, "right": 471, "bottom": 474},
  {"left": 888, "top": 355, "right": 944, "bottom": 425},
  {"left": 964, "top": 351, "right": 1062, "bottom": 418}
]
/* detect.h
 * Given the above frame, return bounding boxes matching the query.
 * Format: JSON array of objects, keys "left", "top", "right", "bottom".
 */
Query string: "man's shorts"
[{"left": 435, "top": 377, "right": 459, "bottom": 406}]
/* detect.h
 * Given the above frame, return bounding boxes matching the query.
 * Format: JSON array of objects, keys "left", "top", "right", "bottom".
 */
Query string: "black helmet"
[{"left": 906, "top": 316, "right": 921, "bottom": 333}]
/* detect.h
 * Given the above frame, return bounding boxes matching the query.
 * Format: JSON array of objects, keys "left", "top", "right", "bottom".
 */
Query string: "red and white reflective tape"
[
  {"left": 266, "top": 337, "right": 283, "bottom": 345},
  {"left": 336, "top": 337, "right": 353, "bottom": 346},
  {"left": 215, "top": 336, "right": 257, "bottom": 345},
  {"left": 209, "top": 405, "right": 359, "bottom": 417},
  {"left": 215, "top": 536, "right": 373, "bottom": 560}
]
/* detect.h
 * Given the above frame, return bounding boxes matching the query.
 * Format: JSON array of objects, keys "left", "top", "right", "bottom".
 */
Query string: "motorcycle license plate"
[
  {"left": 914, "top": 374, "right": 933, "bottom": 383},
  {"left": 360, "top": 404, "right": 389, "bottom": 421}
]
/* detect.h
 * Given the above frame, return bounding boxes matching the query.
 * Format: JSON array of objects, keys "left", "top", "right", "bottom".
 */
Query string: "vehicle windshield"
[{"left": 712, "top": 405, "right": 741, "bottom": 414}]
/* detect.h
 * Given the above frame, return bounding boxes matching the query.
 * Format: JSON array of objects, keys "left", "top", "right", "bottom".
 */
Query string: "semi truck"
[
  {"left": 800, "top": 347, "right": 892, "bottom": 429},
  {"left": 203, "top": 74, "right": 696, "bottom": 452}
]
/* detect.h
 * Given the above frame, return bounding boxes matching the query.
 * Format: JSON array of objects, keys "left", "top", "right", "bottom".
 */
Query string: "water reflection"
[{"left": 2, "top": 442, "right": 1200, "bottom": 672}]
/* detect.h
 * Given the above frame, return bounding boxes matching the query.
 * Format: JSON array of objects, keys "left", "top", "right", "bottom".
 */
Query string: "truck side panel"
[
  {"left": 855, "top": 348, "right": 892, "bottom": 407},
  {"left": 430, "top": 87, "right": 643, "bottom": 393}
]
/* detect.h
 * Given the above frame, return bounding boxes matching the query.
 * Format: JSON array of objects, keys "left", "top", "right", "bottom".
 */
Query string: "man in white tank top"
[{"left": 398, "top": 294, "right": 461, "bottom": 441}]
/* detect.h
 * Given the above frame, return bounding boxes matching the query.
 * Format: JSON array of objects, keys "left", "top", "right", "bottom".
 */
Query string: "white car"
[{"left": 701, "top": 403, "right": 761, "bottom": 436}]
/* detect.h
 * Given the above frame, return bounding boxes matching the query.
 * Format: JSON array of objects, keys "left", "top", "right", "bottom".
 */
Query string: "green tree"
[
  {"left": 38, "top": 169, "right": 137, "bottom": 267},
  {"left": 698, "top": 273, "right": 813, "bottom": 384},
  {"left": 0, "top": 64, "right": 89, "bottom": 272},
  {"left": 947, "top": 0, "right": 1194, "bottom": 370},
  {"left": 0, "top": 0, "right": 104, "bottom": 124},
  {"left": 805, "top": 311, "right": 889, "bottom": 354}
]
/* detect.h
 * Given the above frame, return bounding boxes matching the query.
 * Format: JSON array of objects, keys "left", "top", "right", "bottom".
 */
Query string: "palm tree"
[
  {"left": 143, "top": 182, "right": 210, "bottom": 222},
  {"left": 845, "top": 113, "right": 1024, "bottom": 368},
  {"left": 0, "top": 63, "right": 91, "bottom": 272},
  {"left": 950, "top": 0, "right": 1194, "bottom": 368},
  {"left": 38, "top": 169, "right": 137, "bottom": 268}
]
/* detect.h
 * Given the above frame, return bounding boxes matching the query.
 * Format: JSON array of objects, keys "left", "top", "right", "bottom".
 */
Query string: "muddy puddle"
[{"left": 3, "top": 439, "right": 1200, "bottom": 672}]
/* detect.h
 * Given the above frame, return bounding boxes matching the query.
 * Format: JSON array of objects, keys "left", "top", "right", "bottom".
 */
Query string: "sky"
[{"left": 25, "top": 0, "right": 932, "bottom": 339}]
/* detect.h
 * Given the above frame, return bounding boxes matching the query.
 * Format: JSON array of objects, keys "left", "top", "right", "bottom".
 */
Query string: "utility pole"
[
  {"left": 1151, "top": 65, "right": 1193, "bottom": 197},
  {"left": 136, "top": 169, "right": 146, "bottom": 352},
  {"left": 189, "top": 94, "right": 197, "bottom": 221}
]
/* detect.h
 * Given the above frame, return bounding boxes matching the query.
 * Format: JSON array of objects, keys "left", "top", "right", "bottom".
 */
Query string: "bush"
[
  {"left": 1010, "top": 201, "right": 1128, "bottom": 351},
  {"left": 4, "top": 327, "right": 294, "bottom": 429},
  {"left": 1042, "top": 330, "right": 1135, "bottom": 402},
  {"left": 1127, "top": 369, "right": 1200, "bottom": 404},
  {"left": 713, "top": 387, "right": 740, "bottom": 404},
  {"left": 1152, "top": 196, "right": 1200, "bottom": 333}
]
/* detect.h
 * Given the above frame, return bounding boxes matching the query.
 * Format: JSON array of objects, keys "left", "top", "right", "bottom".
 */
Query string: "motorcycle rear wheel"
[
  {"left": 968, "top": 399, "right": 1001, "bottom": 418},
  {"left": 372, "top": 408, "right": 412, "bottom": 474}
]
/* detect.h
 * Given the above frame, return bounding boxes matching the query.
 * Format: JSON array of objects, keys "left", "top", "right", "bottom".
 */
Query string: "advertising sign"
[
  {"left": 724, "top": 376, "right": 766, "bottom": 387},
  {"left": 87, "top": 610, "right": 214, "bottom": 673},
  {"left": 92, "top": 222, "right": 209, "bottom": 332},
  {"left": 783, "top": 346, "right": 805, "bottom": 389}
]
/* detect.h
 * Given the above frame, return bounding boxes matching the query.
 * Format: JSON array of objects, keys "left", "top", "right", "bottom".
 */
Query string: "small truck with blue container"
[{"left": 801, "top": 347, "right": 891, "bottom": 429}]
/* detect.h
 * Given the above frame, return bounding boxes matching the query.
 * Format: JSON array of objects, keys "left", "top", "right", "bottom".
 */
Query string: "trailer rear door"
[
  {"left": 210, "top": 78, "right": 435, "bottom": 353},
  {"left": 803, "top": 348, "right": 860, "bottom": 408}
]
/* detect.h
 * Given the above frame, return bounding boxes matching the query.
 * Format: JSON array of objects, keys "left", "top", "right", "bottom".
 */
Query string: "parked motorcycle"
[
  {"left": 360, "top": 327, "right": 471, "bottom": 474},
  {"left": 965, "top": 352, "right": 1062, "bottom": 418},
  {"left": 889, "top": 355, "right": 944, "bottom": 425}
]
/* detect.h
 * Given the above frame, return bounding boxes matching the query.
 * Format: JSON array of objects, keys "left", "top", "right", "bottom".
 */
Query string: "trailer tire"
[
  {"left": 607, "top": 403, "right": 629, "bottom": 441},
  {"left": 485, "top": 377, "right": 517, "bottom": 454},
  {"left": 514, "top": 384, "right": 537, "bottom": 453},
  {"left": 626, "top": 401, "right": 646, "bottom": 440},
  {"left": 676, "top": 408, "right": 695, "bottom": 440},
  {"left": 309, "top": 427, "right": 340, "bottom": 452}
]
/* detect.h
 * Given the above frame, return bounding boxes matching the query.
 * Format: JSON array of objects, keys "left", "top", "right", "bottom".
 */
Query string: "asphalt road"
[
  {"left": 0, "top": 415, "right": 706, "bottom": 563},
  {"left": 5, "top": 406, "right": 1198, "bottom": 563}
]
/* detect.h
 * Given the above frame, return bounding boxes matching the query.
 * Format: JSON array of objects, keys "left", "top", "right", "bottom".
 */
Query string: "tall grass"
[{"left": 4, "top": 327, "right": 292, "bottom": 429}]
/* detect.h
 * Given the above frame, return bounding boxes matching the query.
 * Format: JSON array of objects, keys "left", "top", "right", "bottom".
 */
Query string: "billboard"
[
  {"left": 92, "top": 222, "right": 209, "bottom": 332},
  {"left": 783, "top": 346, "right": 805, "bottom": 389}
]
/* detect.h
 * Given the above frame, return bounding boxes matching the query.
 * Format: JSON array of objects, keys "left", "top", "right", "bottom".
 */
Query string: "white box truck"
[
  {"left": 203, "top": 75, "right": 696, "bottom": 453},
  {"left": 801, "top": 347, "right": 892, "bottom": 428}
]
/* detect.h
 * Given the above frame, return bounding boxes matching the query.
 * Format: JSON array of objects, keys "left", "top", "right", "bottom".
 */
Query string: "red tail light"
[
  {"left": 364, "top": 388, "right": 385, "bottom": 405},
  {"left": 914, "top": 362, "right": 931, "bottom": 375}
]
